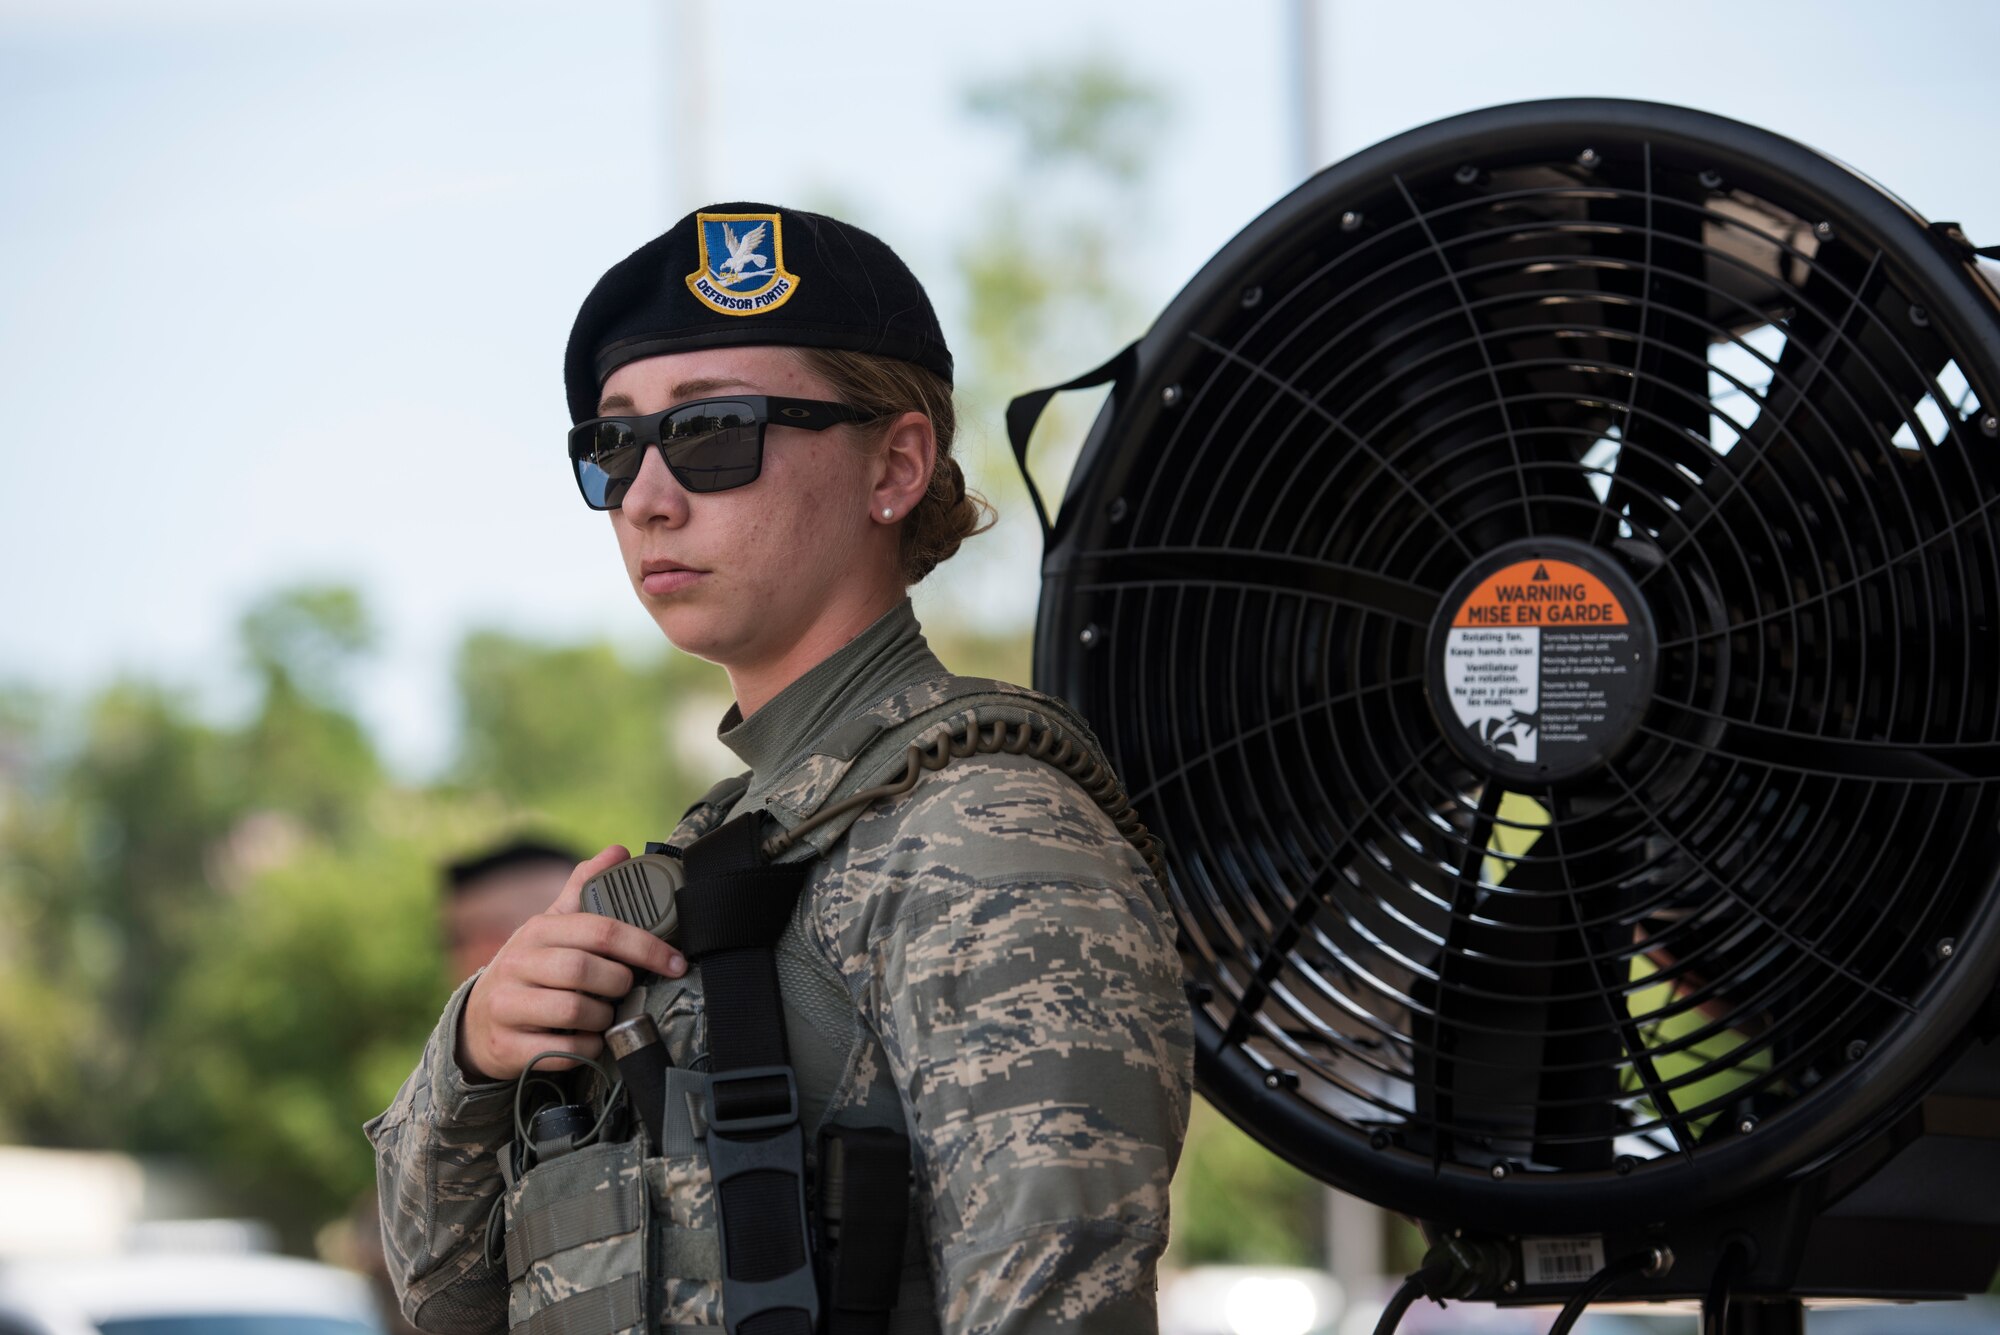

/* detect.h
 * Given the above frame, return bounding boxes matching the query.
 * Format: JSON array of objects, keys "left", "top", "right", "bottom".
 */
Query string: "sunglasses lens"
[
  {"left": 663, "top": 400, "right": 762, "bottom": 493},
  {"left": 570, "top": 420, "right": 642, "bottom": 509}
]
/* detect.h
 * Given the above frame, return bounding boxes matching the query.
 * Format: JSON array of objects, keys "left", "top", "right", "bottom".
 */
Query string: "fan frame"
[{"left": 1033, "top": 97, "right": 2000, "bottom": 1234}]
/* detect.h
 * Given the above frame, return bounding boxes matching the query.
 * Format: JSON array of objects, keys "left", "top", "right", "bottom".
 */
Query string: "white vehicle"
[{"left": 0, "top": 1252, "right": 382, "bottom": 1335}]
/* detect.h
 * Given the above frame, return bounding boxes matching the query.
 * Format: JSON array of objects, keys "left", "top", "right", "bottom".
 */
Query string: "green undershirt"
[{"left": 715, "top": 595, "right": 945, "bottom": 813}]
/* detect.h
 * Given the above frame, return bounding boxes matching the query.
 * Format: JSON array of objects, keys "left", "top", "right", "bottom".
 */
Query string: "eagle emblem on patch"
[{"left": 685, "top": 211, "right": 801, "bottom": 316}]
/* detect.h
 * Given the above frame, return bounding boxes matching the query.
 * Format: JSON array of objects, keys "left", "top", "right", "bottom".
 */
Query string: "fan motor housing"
[{"left": 1033, "top": 98, "right": 2000, "bottom": 1298}]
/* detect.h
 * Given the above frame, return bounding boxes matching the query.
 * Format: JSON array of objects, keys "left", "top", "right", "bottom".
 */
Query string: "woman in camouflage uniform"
[{"left": 366, "top": 202, "right": 1193, "bottom": 1335}]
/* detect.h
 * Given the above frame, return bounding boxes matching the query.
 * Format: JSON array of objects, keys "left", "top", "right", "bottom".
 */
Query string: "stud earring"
[{"left": 881, "top": 507, "right": 894, "bottom": 518}]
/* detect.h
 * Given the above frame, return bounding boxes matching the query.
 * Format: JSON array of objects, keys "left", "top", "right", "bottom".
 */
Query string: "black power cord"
[
  {"left": 1373, "top": 1235, "right": 1516, "bottom": 1335},
  {"left": 1371, "top": 1271, "right": 1433, "bottom": 1335},
  {"left": 1701, "top": 1238, "right": 1754, "bottom": 1335},
  {"left": 1547, "top": 1247, "right": 1672, "bottom": 1335}
]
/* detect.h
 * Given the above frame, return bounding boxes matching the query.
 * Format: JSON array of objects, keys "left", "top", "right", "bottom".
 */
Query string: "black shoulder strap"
[
  {"left": 677, "top": 810, "right": 819, "bottom": 1335},
  {"left": 1003, "top": 341, "right": 1136, "bottom": 549},
  {"left": 679, "top": 810, "right": 806, "bottom": 1088}
]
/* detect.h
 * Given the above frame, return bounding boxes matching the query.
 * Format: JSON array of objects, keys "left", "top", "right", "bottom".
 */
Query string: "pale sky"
[{"left": 4, "top": 0, "right": 1996, "bottom": 774}]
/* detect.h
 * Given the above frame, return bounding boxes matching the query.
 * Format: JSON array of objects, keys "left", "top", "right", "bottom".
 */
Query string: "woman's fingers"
[
  {"left": 519, "top": 946, "right": 635, "bottom": 999},
  {"left": 535, "top": 906, "right": 686, "bottom": 979},
  {"left": 490, "top": 984, "right": 614, "bottom": 1035},
  {"left": 462, "top": 970, "right": 616, "bottom": 1082}
]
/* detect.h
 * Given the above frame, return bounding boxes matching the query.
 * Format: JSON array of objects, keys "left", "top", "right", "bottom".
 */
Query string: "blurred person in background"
[
  {"left": 365, "top": 201, "right": 1193, "bottom": 1335},
  {"left": 439, "top": 838, "right": 582, "bottom": 986}
]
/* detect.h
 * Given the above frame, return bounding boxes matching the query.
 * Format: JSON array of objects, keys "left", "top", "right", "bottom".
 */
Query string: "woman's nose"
[{"left": 618, "top": 442, "right": 691, "bottom": 524}]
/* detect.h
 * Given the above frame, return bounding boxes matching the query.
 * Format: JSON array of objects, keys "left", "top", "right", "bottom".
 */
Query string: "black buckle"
[
  {"left": 706, "top": 1068, "right": 820, "bottom": 1335},
  {"left": 706, "top": 1064, "right": 801, "bottom": 1135}
]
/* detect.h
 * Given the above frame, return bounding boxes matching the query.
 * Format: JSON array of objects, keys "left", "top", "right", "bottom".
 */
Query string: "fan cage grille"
[{"left": 1041, "top": 109, "right": 2000, "bottom": 1228}]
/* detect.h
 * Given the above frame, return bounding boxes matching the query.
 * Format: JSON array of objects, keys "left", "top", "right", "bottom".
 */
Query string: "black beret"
[{"left": 565, "top": 201, "right": 953, "bottom": 423}]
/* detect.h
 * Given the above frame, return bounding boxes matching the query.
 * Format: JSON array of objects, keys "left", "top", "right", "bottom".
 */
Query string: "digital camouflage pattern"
[
  {"left": 503, "top": 1141, "right": 647, "bottom": 1333},
  {"left": 647, "top": 1154, "right": 722, "bottom": 1329},
  {"left": 368, "top": 654, "right": 1193, "bottom": 1335},
  {"left": 364, "top": 977, "right": 518, "bottom": 1329}
]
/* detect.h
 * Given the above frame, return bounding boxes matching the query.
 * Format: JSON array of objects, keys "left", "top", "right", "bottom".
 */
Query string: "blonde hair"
[{"left": 789, "top": 346, "right": 998, "bottom": 584}]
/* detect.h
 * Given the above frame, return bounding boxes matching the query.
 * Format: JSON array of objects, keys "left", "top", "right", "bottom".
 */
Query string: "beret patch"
[
  {"left": 684, "top": 211, "right": 800, "bottom": 316},
  {"left": 565, "top": 200, "right": 953, "bottom": 424}
]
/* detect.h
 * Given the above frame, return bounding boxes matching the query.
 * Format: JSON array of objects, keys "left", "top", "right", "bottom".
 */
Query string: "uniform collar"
[{"left": 716, "top": 596, "right": 945, "bottom": 792}]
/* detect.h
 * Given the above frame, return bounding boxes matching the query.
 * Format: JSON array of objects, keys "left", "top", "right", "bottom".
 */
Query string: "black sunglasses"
[{"left": 567, "top": 395, "right": 876, "bottom": 509}]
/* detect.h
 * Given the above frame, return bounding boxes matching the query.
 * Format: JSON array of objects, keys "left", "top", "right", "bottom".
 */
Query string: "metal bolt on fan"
[{"left": 1019, "top": 99, "right": 2000, "bottom": 1317}]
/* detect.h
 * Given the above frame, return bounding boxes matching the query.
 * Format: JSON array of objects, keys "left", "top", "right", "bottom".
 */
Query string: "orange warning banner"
[{"left": 1450, "top": 558, "right": 1630, "bottom": 628}]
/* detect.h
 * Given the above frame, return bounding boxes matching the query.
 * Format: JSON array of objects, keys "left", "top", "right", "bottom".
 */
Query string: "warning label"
[
  {"left": 1450, "top": 559, "right": 1630, "bottom": 629},
  {"left": 1438, "top": 558, "right": 1646, "bottom": 776},
  {"left": 1444, "top": 629, "right": 1541, "bottom": 760}
]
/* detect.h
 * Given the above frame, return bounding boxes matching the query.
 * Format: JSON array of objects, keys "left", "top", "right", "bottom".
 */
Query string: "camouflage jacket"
[{"left": 367, "top": 601, "right": 1194, "bottom": 1335}]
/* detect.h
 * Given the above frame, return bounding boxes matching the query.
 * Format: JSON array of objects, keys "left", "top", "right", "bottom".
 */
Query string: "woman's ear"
[{"left": 870, "top": 411, "right": 936, "bottom": 519}]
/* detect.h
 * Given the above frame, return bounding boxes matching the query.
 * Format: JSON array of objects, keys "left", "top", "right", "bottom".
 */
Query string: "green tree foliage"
[
  {"left": 153, "top": 796, "right": 492, "bottom": 1243},
  {"left": 924, "top": 622, "right": 1033, "bottom": 689},
  {"left": 1166, "top": 1101, "right": 1326, "bottom": 1268},
  {"left": 449, "top": 630, "right": 730, "bottom": 842},
  {"left": 240, "top": 585, "right": 374, "bottom": 703},
  {"left": 0, "top": 582, "right": 710, "bottom": 1246},
  {"left": 235, "top": 586, "right": 382, "bottom": 832},
  {"left": 957, "top": 60, "right": 1162, "bottom": 415},
  {"left": 965, "top": 62, "right": 1168, "bottom": 185},
  {"left": 0, "top": 683, "right": 106, "bottom": 1146},
  {"left": 0, "top": 586, "right": 408, "bottom": 1237},
  {"left": 8, "top": 682, "right": 240, "bottom": 1147}
]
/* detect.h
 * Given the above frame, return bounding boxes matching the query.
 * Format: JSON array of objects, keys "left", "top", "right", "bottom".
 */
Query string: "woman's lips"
[{"left": 642, "top": 568, "right": 706, "bottom": 596}]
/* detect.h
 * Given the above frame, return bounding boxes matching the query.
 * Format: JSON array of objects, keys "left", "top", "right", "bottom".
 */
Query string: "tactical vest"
[{"left": 488, "top": 673, "right": 1166, "bottom": 1335}]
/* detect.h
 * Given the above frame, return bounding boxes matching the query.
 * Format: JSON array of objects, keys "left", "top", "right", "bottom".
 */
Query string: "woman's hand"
[{"left": 456, "top": 844, "right": 688, "bottom": 1082}]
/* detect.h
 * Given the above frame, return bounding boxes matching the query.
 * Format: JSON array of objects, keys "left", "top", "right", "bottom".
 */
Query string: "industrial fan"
[{"left": 1014, "top": 99, "right": 2000, "bottom": 1331}]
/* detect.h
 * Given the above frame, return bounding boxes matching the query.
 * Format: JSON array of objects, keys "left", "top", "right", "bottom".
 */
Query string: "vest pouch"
[
  {"left": 501, "top": 1131, "right": 650, "bottom": 1335},
  {"left": 646, "top": 1065, "right": 725, "bottom": 1330}
]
